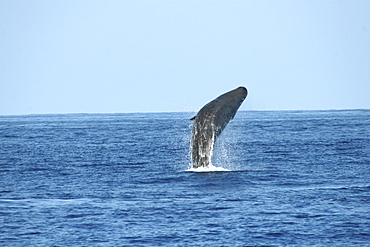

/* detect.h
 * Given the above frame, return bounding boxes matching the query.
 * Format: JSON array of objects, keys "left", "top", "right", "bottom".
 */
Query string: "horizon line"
[{"left": 1, "top": 108, "right": 369, "bottom": 117}]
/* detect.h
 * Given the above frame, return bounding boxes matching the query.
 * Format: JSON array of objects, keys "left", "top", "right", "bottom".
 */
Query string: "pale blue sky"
[{"left": 1, "top": 0, "right": 369, "bottom": 115}]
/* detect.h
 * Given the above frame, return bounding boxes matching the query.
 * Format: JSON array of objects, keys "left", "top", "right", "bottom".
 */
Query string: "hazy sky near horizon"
[{"left": 1, "top": 0, "right": 369, "bottom": 115}]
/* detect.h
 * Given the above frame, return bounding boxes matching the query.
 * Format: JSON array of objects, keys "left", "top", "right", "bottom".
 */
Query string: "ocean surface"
[{"left": 0, "top": 110, "right": 369, "bottom": 246}]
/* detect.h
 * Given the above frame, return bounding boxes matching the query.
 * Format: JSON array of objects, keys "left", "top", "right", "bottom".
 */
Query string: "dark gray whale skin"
[{"left": 191, "top": 86, "right": 248, "bottom": 168}]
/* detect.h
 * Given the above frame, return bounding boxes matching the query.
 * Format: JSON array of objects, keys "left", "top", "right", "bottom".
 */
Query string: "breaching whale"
[{"left": 190, "top": 86, "right": 248, "bottom": 168}]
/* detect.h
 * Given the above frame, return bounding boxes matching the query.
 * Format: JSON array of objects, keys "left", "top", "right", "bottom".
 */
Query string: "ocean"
[{"left": 0, "top": 110, "right": 369, "bottom": 246}]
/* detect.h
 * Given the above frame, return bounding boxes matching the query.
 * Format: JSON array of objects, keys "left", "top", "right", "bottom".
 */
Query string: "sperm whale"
[{"left": 190, "top": 86, "right": 248, "bottom": 168}]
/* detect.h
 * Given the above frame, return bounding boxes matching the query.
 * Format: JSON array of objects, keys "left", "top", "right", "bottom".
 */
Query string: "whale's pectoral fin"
[{"left": 190, "top": 116, "right": 196, "bottom": 120}]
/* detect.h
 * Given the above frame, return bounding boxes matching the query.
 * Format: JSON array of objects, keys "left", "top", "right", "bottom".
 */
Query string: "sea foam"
[{"left": 185, "top": 164, "right": 230, "bottom": 172}]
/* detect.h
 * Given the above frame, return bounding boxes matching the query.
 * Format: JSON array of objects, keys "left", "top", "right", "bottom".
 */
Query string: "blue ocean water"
[{"left": 0, "top": 110, "right": 369, "bottom": 246}]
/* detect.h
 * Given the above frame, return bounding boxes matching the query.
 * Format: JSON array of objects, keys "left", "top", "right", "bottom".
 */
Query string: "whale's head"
[
  {"left": 235, "top": 86, "right": 248, "bottom": 99},
  {"left": 223, "top": 86, "right": 248, "bottom": 106}
]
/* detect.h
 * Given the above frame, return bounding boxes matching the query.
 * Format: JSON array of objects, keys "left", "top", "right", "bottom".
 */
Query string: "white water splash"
[{"left": 185, "top": 164, "right": 231, "bottom": 172}]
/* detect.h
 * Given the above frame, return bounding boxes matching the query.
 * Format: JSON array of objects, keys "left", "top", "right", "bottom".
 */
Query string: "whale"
[{"left": 190, "top": 86, "right": 248, "bottom": 168}]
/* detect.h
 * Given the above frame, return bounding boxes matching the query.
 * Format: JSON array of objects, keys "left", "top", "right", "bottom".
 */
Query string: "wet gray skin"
[{"left": 191, "top": 86, "right": 247, "bottom": 168}]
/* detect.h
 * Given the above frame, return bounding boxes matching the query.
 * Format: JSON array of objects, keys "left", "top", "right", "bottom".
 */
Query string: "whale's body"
[{"left": 191, "top": 86, "right": 248, "bottom": 168}]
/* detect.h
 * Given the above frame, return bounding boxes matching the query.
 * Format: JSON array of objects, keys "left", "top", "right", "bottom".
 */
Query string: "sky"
[{"left": 1, "top": 0, "right": 369, "bottom": 115}]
